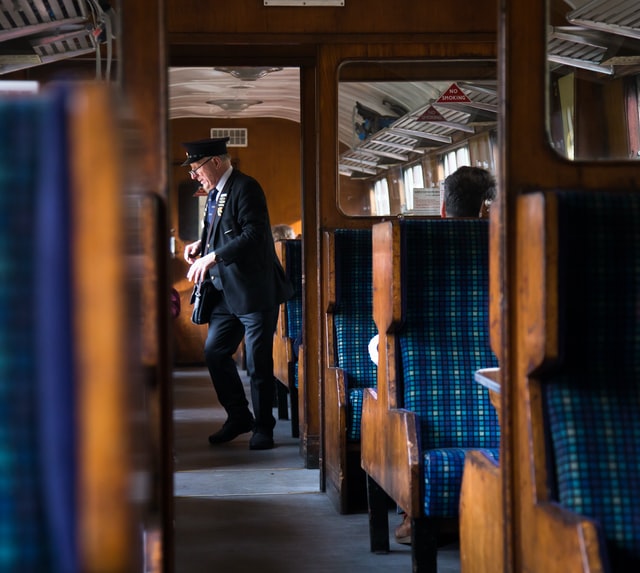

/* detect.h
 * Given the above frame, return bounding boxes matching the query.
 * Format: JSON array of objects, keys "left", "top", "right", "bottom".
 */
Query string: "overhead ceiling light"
[
  {"left": 213, "top": 67, "right": 282, "bottom": 81},
  {"left": 206, "top": 99, "right": 263, "bottom": 111}
]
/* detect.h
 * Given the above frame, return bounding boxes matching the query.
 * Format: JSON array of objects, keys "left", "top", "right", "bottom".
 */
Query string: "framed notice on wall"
[{"left": 264, "top": 1, "right": 344, "bottom": 5}]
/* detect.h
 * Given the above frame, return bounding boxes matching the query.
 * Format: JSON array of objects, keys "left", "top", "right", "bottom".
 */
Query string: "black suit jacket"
[{"left": 202, "top": 168, "right": 293, "bottom": 315}]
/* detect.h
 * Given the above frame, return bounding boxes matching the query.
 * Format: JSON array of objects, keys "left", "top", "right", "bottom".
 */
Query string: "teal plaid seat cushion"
[
  {"left": 333, "top": 229, "right": 377, "bottom": 442},
  {"left": 284, "top": 240, "right": 302, "bottom": 349},
  {"left": 284, "top": 240, "right": 302, "bottom": 387},
  {"left": 347, "top": 388, "right": 365, "bottom": 441},
  {"left": 1, "top": 90, "right": 78, "bottom": 571},
  {"left": 424, "top": 447, "right": 499, "bottom": 516},
  {"left": 0, "top": 97, "right": 50, "bottom": 572},
  {"left": 396, "top": 219, "right": 499, "bottom": 517},
  {"left": 544, "top": 192, "right": 640, "bottom": 570}
]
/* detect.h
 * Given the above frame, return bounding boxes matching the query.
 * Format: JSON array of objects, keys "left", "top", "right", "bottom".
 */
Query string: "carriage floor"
[{"left": 172, "top": 367, "right": 461, "bottom": 573}]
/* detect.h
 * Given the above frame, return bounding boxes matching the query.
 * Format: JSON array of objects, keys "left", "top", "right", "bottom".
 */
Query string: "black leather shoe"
[
  {"left": 208, "top": 418, "right": 254, "bottom": 445},
  {"left": 249, "top": 431, "right": 274, "bottom": 450}
]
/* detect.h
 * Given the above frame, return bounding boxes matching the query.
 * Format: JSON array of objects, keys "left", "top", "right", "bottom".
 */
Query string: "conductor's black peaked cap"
[{"left": 181, "top": 137, "right": 230, "bottom": 166}]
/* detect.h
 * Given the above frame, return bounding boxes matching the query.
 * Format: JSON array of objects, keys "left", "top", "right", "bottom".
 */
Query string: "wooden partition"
[
  {"left": 511, "top": 191, "right": 605, "bottom": 572},
  {"left": 70, "top": 84, "right": 137, "bottom": 572},
  {"left": 494, "top": 3, "right": 640, "bottom": 572},
  {"left": 120, "top": 2, "right": 174, "bottom": 569},
  {"left": 72, "top": 83, "right": 172, "bottom": 573},
  {"left": 505, "top": 189, "right": 640, "bottom": 573}
]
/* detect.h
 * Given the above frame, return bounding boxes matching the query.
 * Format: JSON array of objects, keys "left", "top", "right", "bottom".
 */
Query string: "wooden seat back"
[
  {"left": 326, "top": 228, "right": 377, "bottom": 436},
  {"left": 363, "top": 217, "right": 499, "bottom": 571},
  {"left": 0, "top": 84, "right": 141, "bottom": 572},
  {"left": 398, "top": 219, "right": 499, "bottom": 453},
  {"left": 324, "top": 227, "right": 376, "bottom": 512},
  {"left": 363, "top": 218, "right": 498, "bottom": 514},
  {"left": 517, "top": 190, "right": 640, "bottom": 572}
]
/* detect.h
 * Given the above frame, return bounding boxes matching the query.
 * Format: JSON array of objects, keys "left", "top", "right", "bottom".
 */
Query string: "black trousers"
[{"left": 204, "top": 293, "right": 279, "bottom": 435}]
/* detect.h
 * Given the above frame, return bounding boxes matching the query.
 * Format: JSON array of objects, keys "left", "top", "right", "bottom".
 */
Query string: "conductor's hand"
[
  {"left": 187, "top": 252, "right": 217, "bottom": 284},
  {"left": 184, "top": 240, "right": 202, "bottom": 264}
]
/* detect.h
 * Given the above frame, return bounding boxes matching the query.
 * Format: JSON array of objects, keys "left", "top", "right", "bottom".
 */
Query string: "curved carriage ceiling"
[
  {"left": 168, "top": 66, "right": 501, "bottom": 178},
  {"left": 168, "top": 67, "right": 301, "bottom": 124},
  {"left": 169, "top": 67, "right": 483, "bottom": 145}
]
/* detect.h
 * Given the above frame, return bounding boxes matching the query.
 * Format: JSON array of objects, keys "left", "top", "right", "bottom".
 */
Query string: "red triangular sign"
[
  {"left": 436, "top": 83, "right": 471, "bottom": 104},
  {"left": 417, "top": 105, "right": 447, "bottom": 122}
]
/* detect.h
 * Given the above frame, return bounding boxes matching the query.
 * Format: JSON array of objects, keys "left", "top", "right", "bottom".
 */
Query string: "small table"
[{"left": 474, "top": 367, "right": 501, "bottom": 424}]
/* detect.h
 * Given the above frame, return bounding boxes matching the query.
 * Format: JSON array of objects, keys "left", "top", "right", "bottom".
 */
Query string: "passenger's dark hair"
[{"left": 443, "top": 166, "right": 496, "bottom": 217}]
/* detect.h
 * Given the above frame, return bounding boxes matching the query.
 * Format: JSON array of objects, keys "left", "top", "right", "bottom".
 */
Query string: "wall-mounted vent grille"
[{"left": 210, "top": 128, "right": 248, "bottom": 147}]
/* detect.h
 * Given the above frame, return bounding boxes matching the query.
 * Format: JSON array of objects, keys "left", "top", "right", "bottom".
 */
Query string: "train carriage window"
[
  {"left": 402, "top": 163, "right": 425, "bottom": 212},
  {"left": 373, "top": 178, "right": 391, "bottom": 216},
  {"left": 547, "top": 0, "right": 640, "bottom": 161},
  {"left": 442, "top": 146, "right": 471, "bottom": 177},
  {"left": 337, "top": 60, "right": 498, "bottom": 216}
]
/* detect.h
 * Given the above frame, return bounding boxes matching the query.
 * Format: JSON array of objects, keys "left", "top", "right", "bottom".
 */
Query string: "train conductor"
[{"left": 183, "top": 137, "right": 293, "bottom": 450}]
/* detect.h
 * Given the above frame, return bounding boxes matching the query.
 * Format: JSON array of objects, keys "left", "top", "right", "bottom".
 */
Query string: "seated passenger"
[
  {"left": 370, "top": 166, "right": 495, "bottom": 367},
  {"left": 440, "top": 165, "right": 496, "bottom": 219},
  {"left": 272, "top": 223, "right": 297, "bottom": 241}
]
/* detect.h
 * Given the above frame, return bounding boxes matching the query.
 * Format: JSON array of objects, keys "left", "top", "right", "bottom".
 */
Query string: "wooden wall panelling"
[
  {"left": 166, "top": 0, "right": 497, "bottom": 40},
  {"left": 299, "top": 61, "right": 321, "bottom": 467}
]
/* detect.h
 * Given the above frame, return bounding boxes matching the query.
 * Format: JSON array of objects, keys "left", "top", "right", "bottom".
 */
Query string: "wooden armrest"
[
  {"left": 362, "top": 220, "right": 420, "bottom": 515},
  {"left": 530, "top": 503, "right": 605, "bottom": 573},
  {"left": 361, "top": 388, "right": 422, "bottom": 515},
  {"left": 460, "top": 450, "right": 502, "bottom": 573},
  {"left": 273, "top": 333, "right": 294, "bottom": 383}
]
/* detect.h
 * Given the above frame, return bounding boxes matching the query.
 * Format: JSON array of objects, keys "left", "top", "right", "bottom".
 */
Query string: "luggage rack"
[
  {"left": 339, "top": 81, "right": 498, "bottom": 179},
  {"left": 0, "top": 1, "right": 114, "bottom": 76}
]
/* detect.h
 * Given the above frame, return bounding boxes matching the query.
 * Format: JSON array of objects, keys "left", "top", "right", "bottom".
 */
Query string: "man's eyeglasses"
[{"left": 189, "top": 156, "right": 213, "bottom": 177}]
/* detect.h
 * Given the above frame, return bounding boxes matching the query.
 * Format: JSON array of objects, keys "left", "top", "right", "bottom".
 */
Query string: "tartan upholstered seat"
[
  {"left": 273, "top": 238, "right": 302, "bottom": 437},
  {"left": 1, "top": 92, "right": 77, "bottom": 571},
  {"left": 284, "top": 240, "right": 303, "bottom": 388},
  {"left": 399, "top": 219, "right": 500, "bottom": 517},
  {"left": 542, "top": 192, "right": 640, "bottom": 570},
  {"left": 333, "top": 229, "right": 377, "bottom": 442}
]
